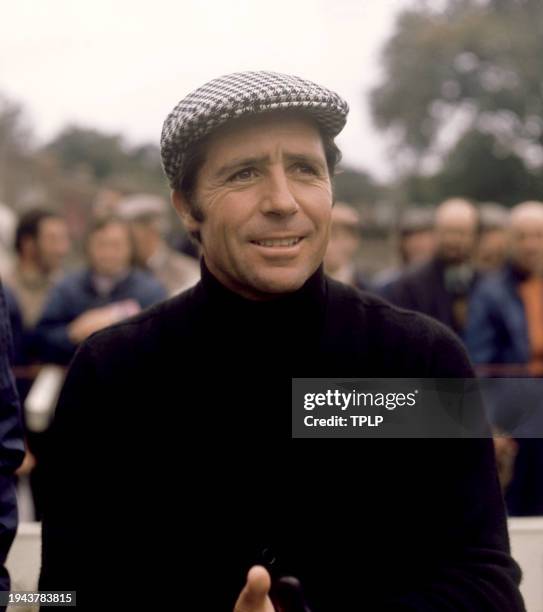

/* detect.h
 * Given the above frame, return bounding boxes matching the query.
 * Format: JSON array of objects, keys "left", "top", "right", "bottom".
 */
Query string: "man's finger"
[{"left": 234, "top": 565, "right": 273, "bottom": 612}]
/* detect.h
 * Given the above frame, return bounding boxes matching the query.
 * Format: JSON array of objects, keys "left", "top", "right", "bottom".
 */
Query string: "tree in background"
[
  {"left": 437, "top": 130, "right": 542, "bottom": 205},
  {"left": 1, "top": 95, "right": 168, "bottom": 206},
  {"left": 0, "top": 95, "right": 35, "bottom": 206},
  {"left": 45, "top": 127, "right": 167, "bottom": 196},
  {"left": 333, "top": 167, "right": 382, "bottom": 206},
  {"left": 371, "top": 0, "right": 543, "bottom": 205},
  {"left": 0, "top": 95, "right": 176, "bottom": 254}
]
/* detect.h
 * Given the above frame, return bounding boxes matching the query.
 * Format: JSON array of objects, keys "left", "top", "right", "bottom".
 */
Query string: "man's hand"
[
  {"left": 234, "top": 566, "right": 275, "bottom": 612},
  {"left": 67, "top": 301, "right": 140, "bottom": 344},
  {"left": 15, "top": 449, "right": 36, "bottom": 477},
  {"left": 68, "top": 307, "right": 119, "bottom": 344},
  {"left": 493, "top": 434, "right": 518, "bottom": 490}
]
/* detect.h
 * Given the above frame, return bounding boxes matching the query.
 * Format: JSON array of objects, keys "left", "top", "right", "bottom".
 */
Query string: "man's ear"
[{"left": 171, "top": 190, "right": 201, "bottom": 235}]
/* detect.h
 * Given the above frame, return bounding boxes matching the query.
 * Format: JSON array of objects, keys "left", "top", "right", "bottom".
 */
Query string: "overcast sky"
[{"left": 0, "top": 0, "right": 414, "bottom": 180}]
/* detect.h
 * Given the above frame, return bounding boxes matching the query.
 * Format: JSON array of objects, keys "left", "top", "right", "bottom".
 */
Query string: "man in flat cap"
[{"left": 40, "top": 72, "right": 523, "bottom": 611}]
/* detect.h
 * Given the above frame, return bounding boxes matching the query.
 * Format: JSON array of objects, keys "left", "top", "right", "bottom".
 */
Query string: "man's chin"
[{"left": 250, "top": 271, "right": 310, "bottom": 298}]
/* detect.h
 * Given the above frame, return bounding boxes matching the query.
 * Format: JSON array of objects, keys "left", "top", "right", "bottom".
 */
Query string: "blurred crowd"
[
  {"left": 1, "top": 193, "right": 543, "bottom": 520},
  {"left": 0, "top": 194, "right": 200, "bottom": 520},
  {"left": 325, "top": 196, "right": 543, "bottom": 517}
]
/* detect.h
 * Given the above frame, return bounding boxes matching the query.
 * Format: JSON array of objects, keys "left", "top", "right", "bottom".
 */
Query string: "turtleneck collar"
[
  {"left": 198, "top": 257, "right": 327, "bottom": 311},
  {"left": 189, "top": 258, "right": 328, "bottom": 376},
  {"left": 193, "top": 258, "right": 328, "bottom": 354}
]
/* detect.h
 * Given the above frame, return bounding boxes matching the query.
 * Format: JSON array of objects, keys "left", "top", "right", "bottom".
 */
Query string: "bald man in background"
[{"left": 381, "top": 198, "right": 479, "bottom": 336}]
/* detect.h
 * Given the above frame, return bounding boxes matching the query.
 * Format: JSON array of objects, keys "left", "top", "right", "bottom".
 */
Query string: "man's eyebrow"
[
  {"left": 283, "top": 152, "right": 327, "bottom": 168},
  {"left": 213, "top": 151, "right": 326, "bottom": 179},
  {"left": 214, "top": 156, "right": 269, "bottom": 179}
]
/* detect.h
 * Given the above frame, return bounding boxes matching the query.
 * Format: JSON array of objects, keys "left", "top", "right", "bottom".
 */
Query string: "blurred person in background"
[
  {"left": 170, "top": 229, "right": 201, "bottom": 260},
  {"left": 467, "top": 201, "right": 543, "bottom": 371},
  {"left": 117, "top": 193, "right": 199, "bottom": 295},
  {"left": 476, "top": 203, "right": 509, "bottom": 274},
  {"left": 373, "top": 206, "right": 435, "bottom": 291},
  {"left": 0, "top": 281, "right": 25, "bottom": 604},
  {"left": 398, "top": 207, "right": 436, "bottom": 267},
  {"left": 381, "top": 198, "right": 479, "bottom": 337},
  {"left": 466, "top": 201, "right": 543, "bottom": 516},
  {"left": 35, "top": 216, "right": 167, "bottom": 365},
  {"left": 2, "top": 210, "right": 70, "bottom": 521},
  {"left": 4, "top": 209, "right": 71, "bottom": 330},
  {"left": 3, "top": 283, "right": 38, "bottom": 520},
  {"left": 323, "top": 202, "right": 367, "bottom": 290}
]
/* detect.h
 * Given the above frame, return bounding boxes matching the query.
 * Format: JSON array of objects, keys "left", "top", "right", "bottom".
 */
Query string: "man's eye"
[{"left": 228, "top": 168, "right": 257, "bottom": 182}]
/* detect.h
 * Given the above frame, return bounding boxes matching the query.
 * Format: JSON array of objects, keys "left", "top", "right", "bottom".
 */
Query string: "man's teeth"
[{"left": 254, "top": 237, "right": 302, "bottom": 247}]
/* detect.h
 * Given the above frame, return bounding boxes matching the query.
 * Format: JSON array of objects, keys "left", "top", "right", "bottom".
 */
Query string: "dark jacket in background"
[
  {"left": 3, "top": 284, "right": 24, "bottom": 367},
  {"left": 0, "top": 282, "right": 26, "bottom": 601},
  {"left": 35, "top": 268, "right": 167, "bottom": 365},
  {"left": 39, "top": 265, "right": 524, "bottom": 611},
  {"left": 466, "top": 264, "right": 543, "bottom": 516},
  {"left": 466, "top": 264, "right": 530, "bottom": 367},
  {"left": 379, "top": 257, "right": 478, "bottom": 337}
]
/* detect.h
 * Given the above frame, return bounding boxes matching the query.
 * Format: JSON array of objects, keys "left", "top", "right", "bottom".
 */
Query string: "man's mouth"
[{"left": 251, "top": 237, "right": 303, "bottom": 247}]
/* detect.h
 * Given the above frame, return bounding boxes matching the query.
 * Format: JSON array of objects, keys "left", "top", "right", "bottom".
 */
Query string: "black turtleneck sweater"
[{"left": 40, "top": 263, "right": 524, "bottom": 611}]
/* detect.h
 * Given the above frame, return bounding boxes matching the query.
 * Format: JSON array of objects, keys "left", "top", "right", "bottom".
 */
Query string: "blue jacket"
[
  {"left": 466, "top": 264, "right": 543, "bottom": 515},
  {"left": 0, "top": 283, "right": 25, "bottom": 596},
  {"left": 35, "top": 268, "right": 167, "bottom": 365},
  {"left": 466, "top": 265, "right": 530, "bottom": 367}
]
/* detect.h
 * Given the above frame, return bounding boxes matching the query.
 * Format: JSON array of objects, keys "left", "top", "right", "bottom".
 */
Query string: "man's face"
[
  {"left": 129, "top": 219, "right": 159, "bottom": 265},
  {"left": 175, "top": 114, "right": 333, "bottom": 300},
  {"left": 476, "top": 229, "right": 507, "bottom": 272},
  {"left": 510, "top": 220, "right": 543, "bottom": 275},
  {"left": 401, "top": 230, "right": 435, "bottom": 265},
  {"left": 36, "top": 217, "right": 71, "bottom": 273},
  {"left": 87, "top": 222, "right": 132, "bottom": 278},
  {"left": 435, "top": 214, "right": 477, "bottom": 265}
]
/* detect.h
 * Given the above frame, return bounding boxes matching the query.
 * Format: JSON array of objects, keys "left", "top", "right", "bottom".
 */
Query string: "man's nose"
[{"left": 260, "top": 169, "right": 298, "bottom": 216}]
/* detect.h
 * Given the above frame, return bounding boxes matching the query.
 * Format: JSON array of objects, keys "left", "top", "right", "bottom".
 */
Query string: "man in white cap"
[
  {"left": 117, "top": 193, "right": 199, "bottom": 295},
  {"left": 323, "top": 202, "right": 367, "bottom": 290},
  {"left": 40, "top": 72, "right": 523, "bottom": 611}
]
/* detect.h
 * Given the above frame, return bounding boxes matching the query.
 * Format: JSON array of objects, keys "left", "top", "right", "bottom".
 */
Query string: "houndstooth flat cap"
[{"left": 160, "top": 71, "right": 349, "bottom": 189}]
